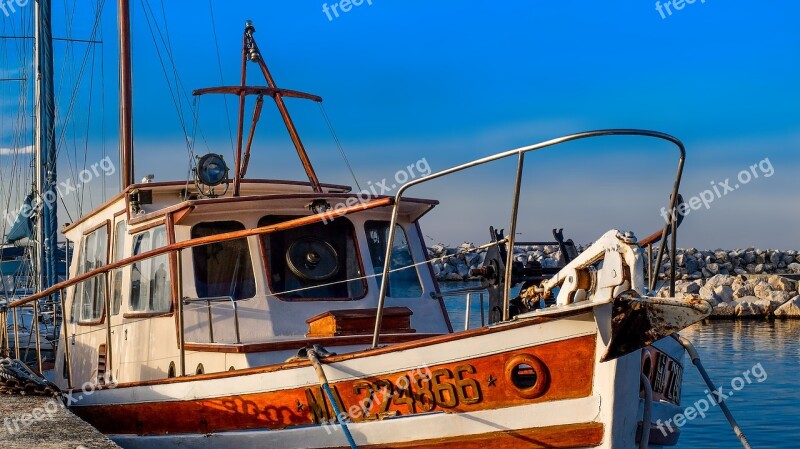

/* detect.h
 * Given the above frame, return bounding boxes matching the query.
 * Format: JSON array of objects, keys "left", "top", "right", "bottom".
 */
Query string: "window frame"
[
  {"left": 259, "top": 215, "right": 368, "bottom": 302},
  {"left": 110, "top": 217, "right": 126, "bottom": 316},
  {"left": 124, "top": 223, "right": 173, "bottom": 319},
  {"left": 74, "top": 220, "right": 110, "bottom": 326},
  {"left": 364, "top": 220, "right": 423, "bottom": 298},
  {"left": 190, "top": 220, "right": 257, "bottom": 302}
]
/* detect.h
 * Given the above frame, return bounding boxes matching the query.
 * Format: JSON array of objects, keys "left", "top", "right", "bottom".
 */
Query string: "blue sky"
[{"left": 2, "top": 0, "right": 799, "bottom": 249}]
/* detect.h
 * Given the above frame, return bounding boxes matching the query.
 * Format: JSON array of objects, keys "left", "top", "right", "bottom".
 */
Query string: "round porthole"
[{"left": 504, "top": 354, "right": 550, "bottom": 399}]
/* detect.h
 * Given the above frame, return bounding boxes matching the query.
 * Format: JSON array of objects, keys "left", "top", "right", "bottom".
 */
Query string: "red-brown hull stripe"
[
  {"left": 323, "top": 422, "right": 604, "bottom": 449},
  {"left": 74, "top": 335, "right": 596, "bottom": 436}
]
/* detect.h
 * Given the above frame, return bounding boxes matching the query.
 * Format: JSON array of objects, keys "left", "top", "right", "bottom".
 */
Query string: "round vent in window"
[{"left": 286, "top": 237, "right": 340, "bottom": 282}]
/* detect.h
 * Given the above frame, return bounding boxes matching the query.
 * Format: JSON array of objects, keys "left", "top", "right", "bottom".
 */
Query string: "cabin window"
[
  {"left": 111, "top": 220, "right": 126, "bottom": 315},
  {"left": 191, "top": 221, "right": 256, "bottom": 300},
  {"left": 260, "top": 216, "right": 366, "bottom": 300},
  {"left": 130, "top": 225, "right": 171, "bottom": 313},
  {"left": 365, "top": 221, "right": 423, "bottom": 298},
  {"left": 75, "top": 224, "right": 109, "bottom": 323}
]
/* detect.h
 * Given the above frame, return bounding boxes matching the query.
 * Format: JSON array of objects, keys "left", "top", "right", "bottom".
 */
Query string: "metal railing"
[
  {"left": 372, "top": 129, "right": 686, "bottom": 348},
  {"left": 4, "top": 197, "right": 392, "bottom": 384},
  {"left": 182, "top": 296, "right": 241, "bottom": 344},
  {"left": 434, "top": 288, "right": 487, "bottom": 331}
]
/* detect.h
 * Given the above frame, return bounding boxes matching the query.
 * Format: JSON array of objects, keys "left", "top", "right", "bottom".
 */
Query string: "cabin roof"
[
  {"left": 63, "top": 179, "right": 437, "bottom": 234},
  {"left": 62, "top": 179, "right": 354, "bottom": 233}
]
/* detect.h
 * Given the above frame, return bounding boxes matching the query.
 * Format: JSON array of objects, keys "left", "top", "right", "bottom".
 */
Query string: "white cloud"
[{"left": 0, "top": 145, "right": 34, "bottom": 156}]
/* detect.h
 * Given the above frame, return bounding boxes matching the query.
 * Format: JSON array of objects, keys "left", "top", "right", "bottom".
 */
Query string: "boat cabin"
[{"left": 56, "top": 179, "right": 451, "bottom": 386}]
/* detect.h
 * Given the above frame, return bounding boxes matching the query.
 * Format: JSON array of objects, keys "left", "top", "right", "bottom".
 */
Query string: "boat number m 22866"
[{"left": 305, "top": 364, "right": 482, "bottom": 423}]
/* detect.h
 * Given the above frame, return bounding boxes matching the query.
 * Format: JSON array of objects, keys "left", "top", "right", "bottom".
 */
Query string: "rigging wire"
[
  {"left": 207, "top": 0, "right": 235, "bottom": 159},
  {"left": 319, "top": 103, "right": 361, "bottom": 191},
  {"left": 97, "top": 3, "right": 108, "bottom": 202},
  {"left": 52, "top": 0, "right": 106, "bottom": 161},
  {"left": 139, "top": 0, "right": 213, "bottom": 167}
]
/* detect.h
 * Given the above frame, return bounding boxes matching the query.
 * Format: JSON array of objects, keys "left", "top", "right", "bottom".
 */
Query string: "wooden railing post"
[
  {"left": 61, "top": 288, "right": 73, "bottom": 389},
  {"left": 177, "top": 248, "right": 186, "bottom": 377},
  {"left": 104, "top": 272, "right": 113, "bottom": 384}
]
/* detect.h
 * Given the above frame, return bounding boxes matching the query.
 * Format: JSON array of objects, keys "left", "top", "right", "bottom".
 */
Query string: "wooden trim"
[
  {"left": 416, "top": 221, "right": 453, "bottom": 333},
  {"left": 127, "top": 193, "right": 436, "bottom": 227},
  {"left": 80, "top": 307, "right": 590, "bottom": 390},
  {"left": 76, "top": 221, "right": 111, "bottom": 327},
  {"left": 59, "top": 180, "right": 363, "bottom": 234},
  {"left": 167, "top": 212, "right": 180, "bottom": 339},
  {"left": 83, "top": 219, "right": 111, "bottom": 237},
  {"left": 123, "top": 311, "right": 173, "bottom": 320},
  {"left": 171, "top": 206, "right": 193, "bottom": 225},
  {"left": 11, "top": 198, "right": 392, "bottom": 308},
  {"left": 184, "top": 333, "right": 439, "bottom": 354},
  {"left": 76, "top": 311, "right": 107, "bottom": 327},
  {"left": 128, "top": 219, "right": 166, "bottom": 235},
  {"left": 113, "top": 209, "right": 127, "bottom": 219},
  {"left": 193, "top": 85, "right": 323, "bottom": 102},
  {"left": 127, "top": 179, "right": 352, "bottom": 192},
  {"left": 125, "top": 218, "right": 175, "bottom": 318},
  {"left": 62, "top": 192, "right": 126, "bottom": 234}
]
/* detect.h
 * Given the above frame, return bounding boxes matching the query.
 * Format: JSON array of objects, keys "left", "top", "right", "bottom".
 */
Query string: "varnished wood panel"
[{"left": 307, "top": 307, "right": 414, "bottom": 337}]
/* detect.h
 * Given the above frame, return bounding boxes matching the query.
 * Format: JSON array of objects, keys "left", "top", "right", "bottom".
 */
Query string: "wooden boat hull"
[{"left": 66, "top": 305, "right": 677, "bottom": 448}]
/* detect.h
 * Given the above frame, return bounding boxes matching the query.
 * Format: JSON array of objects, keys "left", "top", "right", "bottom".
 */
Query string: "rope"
[{"left": 0, "top": 358, "right": 59, "bottom": 396}]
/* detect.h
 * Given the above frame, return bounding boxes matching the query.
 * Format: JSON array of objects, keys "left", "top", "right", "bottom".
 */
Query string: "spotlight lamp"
[{"left": 194, "top": 153, "right": 230, "bottom": 197}]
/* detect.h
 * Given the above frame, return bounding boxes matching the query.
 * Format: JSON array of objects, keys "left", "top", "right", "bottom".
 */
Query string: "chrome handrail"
[
  {"left": 182, "top": 295, "right": 241, "bottom": 344},
  {"left": 372, "top": 129, "right": 686, "bottom": 348},
  {"left": 434, "top": 288, "right": 488, "bottom": 330}
]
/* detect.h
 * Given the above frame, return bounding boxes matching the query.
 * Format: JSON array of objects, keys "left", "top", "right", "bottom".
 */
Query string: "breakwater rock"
[
  {"left": 657, "top": 274, "right": 800, "bottom": 319},
  {"left": 427, "top": 244, "right": 800, "bottom": 282},
  {"left": 428, "top": 243, "right": 800, "bottom": 319}
]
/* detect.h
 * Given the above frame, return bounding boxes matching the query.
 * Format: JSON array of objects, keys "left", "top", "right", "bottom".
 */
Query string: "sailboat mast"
[
  {"left": 34, "top": 0, "right": 58, "bottom": 292},
  {"left": 119, "top": 0, "right": 134, "bottom": 189}
]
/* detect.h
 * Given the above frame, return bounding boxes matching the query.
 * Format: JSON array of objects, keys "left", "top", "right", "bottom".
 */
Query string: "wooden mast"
[
  {"left": 243, "top": 23, "right": 322, "bottom": 194},
  {"left": 118, "top": 0, "right": 134, "bottom": 189}
]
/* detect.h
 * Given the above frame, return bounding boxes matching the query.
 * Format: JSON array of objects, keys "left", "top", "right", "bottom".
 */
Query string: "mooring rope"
[{"left": 0, "top": 358, "right": 59, "bottom": 396}]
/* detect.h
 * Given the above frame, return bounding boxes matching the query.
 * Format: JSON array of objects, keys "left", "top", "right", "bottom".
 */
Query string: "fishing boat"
[{"left": 6, "top": 2, "right": 716, "bottom": 448}]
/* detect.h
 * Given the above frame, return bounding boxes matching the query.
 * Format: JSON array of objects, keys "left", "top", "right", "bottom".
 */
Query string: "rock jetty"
[
  {"left": 427, "top": 243, "right": 800, "bottom": 319},
  {"left": 658, "top": 274, "right": 800, "bottom": 319}
]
